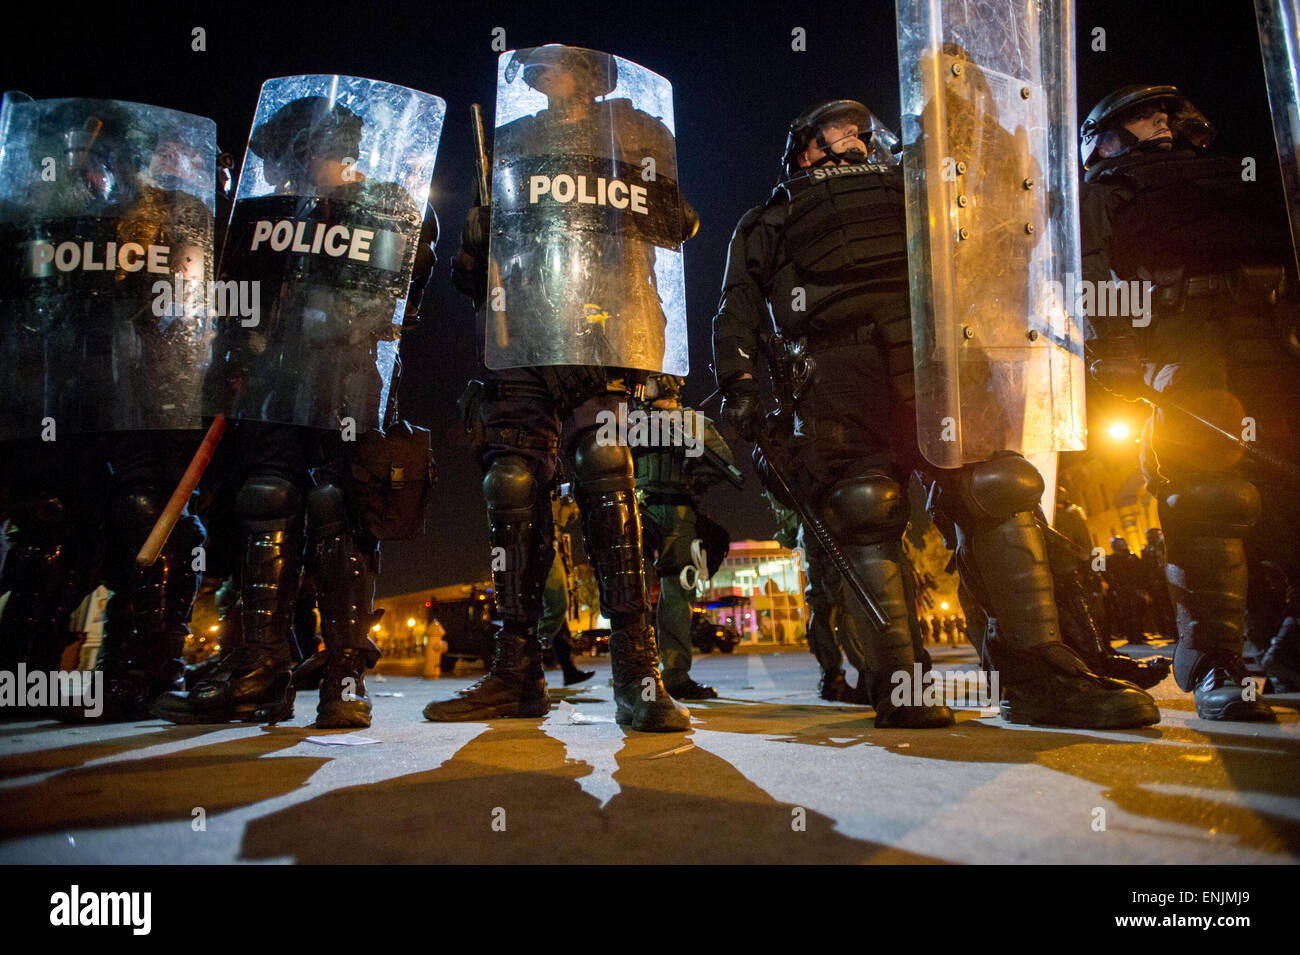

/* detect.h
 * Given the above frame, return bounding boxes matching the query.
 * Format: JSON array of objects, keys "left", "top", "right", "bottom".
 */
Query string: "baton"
[
  {"left": 135, "top": 413, "right": 225, "bottom": 566},
  {"left": 752, "top": 430, "right": 891, "bottom": 632},
  {"left": 471, "top": 104, "right": 491, "bottom": 205},
  {"left": 1137, "top": 383, "right": 1300, "bottom": 484}
]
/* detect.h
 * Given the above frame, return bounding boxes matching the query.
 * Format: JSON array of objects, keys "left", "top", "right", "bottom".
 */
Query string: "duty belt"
[
  {"left": 1154, "top": 267, "right": 1284, "bottom": 308},
  {"left": 488, "top": 427, "right": 558, "bottom": 454}
]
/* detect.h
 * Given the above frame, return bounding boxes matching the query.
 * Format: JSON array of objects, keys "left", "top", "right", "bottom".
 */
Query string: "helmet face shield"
[
  {"left": 1081, "top": 85, "right": 1215, "bottom": 167},
  {"left": 783, "top": 99, "right": 900, "bottom": 176}
]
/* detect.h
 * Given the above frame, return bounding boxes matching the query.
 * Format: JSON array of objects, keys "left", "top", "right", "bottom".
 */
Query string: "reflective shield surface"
[
  {"left": 207, "top": 75, "right": 444, "bottom": 430},
  {"left": 1255, "top": 0, "right": 1300, "bottom": 280},
  {"left": 486, "top": 45, "right": 687, "bottom": 375},
  {"left": 0, "top": 94, "right": 215, "bottom": 438},
  {"left": 896, "top": 1, "right": 1087, "bottom": 468}
]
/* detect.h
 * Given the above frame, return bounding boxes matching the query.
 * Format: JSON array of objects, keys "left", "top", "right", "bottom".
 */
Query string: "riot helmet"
[
  {"left": 1110, "top": 536, "right": 1130, "bottom": 553},
  {"left": 505, "top": 45, "right": 617, "bottom": 101},
  {"left": 248, "top": 96, "right": 364, "bottom": 190},
  {"left": 1080, "top": 85, "right": 1214, "bottom": 169},
  {"left": 781, "top": 99, "right": 899, "bottom": 178}
]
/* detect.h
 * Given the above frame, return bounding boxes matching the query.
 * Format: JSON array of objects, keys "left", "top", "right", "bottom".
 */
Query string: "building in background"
[{"left": 699, "top": 539, "right": 807, "bottom": 644}]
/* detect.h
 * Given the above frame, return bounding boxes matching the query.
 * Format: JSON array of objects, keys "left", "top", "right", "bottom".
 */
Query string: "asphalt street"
[{"left": 0, "top": 645, "right": 1296, "bottom": 865}]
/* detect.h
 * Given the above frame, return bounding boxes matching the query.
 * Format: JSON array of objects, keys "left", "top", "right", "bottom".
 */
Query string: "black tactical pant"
[
  {"left": 479, "top": 366, "right": 646, "bottom": 623},
  {"left": 1137, "top": 296, "right": 1300, "bottom": 686}
]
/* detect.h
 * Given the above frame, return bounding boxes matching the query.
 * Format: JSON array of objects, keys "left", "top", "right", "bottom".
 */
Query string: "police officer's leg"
[
  {"left": 935, "top": 453, "right": 1159, "bottom": 728},
  {"left": 807, "top": 526, "right": 883, "bottom": 703},
  {"left": 570, "top": 426, "right": 689, "bottom": 732},
  {"left": 821, "top": 471, "right": 953, "bottom": 728},
  {"left": 651, "top": 503, "right": 714, "bottom": 698},
  {"left": 425, "top": 369, "right": 560, "bottom": 721},
  {"left": 99, "top": 432, "right": 204, "bottom": 718},
  {"left": 0, "top": 494, "right": 89, "bottom": 675},
  {"left": 425, "top": 454, "right": 555, "bottom": 720},
  {"left": 798, "top": 528, "right": 851, "bottom": 701},
  {"left": 1159, "top": 474, "right": 1273, "bottom": 719},
  {"left": 1142, "top": 351, "right": 1276, "bottom": 720},
  {"left": 306, "top": 478, "right": 381, "bottom": 728},
  {"left": 153, "top": 426, "right": 303, "bottom": 723},
  {"left": 539, "top": 550, "right": 592, "bottom": 685}
]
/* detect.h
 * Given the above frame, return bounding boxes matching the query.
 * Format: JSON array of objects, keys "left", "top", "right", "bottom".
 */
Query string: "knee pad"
[
  {"left": 1160, "top": 473, "right": 1261, "bottom": 538},
  {"left": 937, "top": 452, "right": 1045, "bottom": 530},
  {"left": 572, "top": 429, "right": 634, "bottom": 496},
  {"left": 306, "top": 482, "right": 348, "bottom": 541},
  {"left": 821, "top": 472, "right": 907, "bottom": 545},
  {"left": 483, "top": 455, "right": 538, "bottom": 518},
  {"left": 236, "top": 476, "right": 303, "bottom": 535}
]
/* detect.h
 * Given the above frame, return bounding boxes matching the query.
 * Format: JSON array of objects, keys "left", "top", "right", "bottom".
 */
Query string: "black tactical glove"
[
  {"left": 1088, "top": 335, "right": 1144, "bottom": 399},
  {"left": 720, "top": 377, "right": 761, "bottom": 442}
]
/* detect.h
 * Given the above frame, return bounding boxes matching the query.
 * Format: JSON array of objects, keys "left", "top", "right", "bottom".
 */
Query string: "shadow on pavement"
[{"left": 239, "top": 722, "right": 943, "bottom": 864}]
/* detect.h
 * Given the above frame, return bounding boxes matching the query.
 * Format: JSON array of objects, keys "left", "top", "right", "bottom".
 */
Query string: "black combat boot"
[
  {"left": 552, "top": 623, "right": 595, "bottom": 686},
  {"left": 664, "top": 676, "right": 718, "bottom": 700},
  {"left": 818, "top": 668, "right": 851, "bottom": 702},
  {"left": 1191, "top": 655, "right": 1276, "bottom": 722},
  {"left": 995, "top": 641, "right": 1160, "bottom": 727},
  {"left": 425, "top": 456, "right": 553, "bottom": 721},
  {"left": 844, "top": 542, "right": 954, "bottom": 728},
  {"left": 962, "top": 511, "right": 1159, "bottom": 728},
  {"left": 610, "top": 623, "right": 691, "bottom": 731},
  {"left": 0, "top": 497, "right": 89, "bottom": 675},
  {"left": 1165, "top": 523, "right": 1274, "bottom": 721},
  {"left": 1262, "top": 618, "right": 1300, "bottom": 692},
  {"left": 307, "top": 497, "right": 384, "bottom": 728},
  {"left": 318, "top": 645, "right": 381, "bottom": 727},
  {"left": 817, "top": 476, "right": 952, "bottom": 727},
  {"left": 152, "top": 525, "right": 300, "bottom": 724},
  {"left": 424, "top": 627, "right": 549, "bottom": 720},
  {"left": 95, "top": 512, "right": 203, "bottom": 721},
  {"left": 572, "top": 437, "right": 689, "bottom": 731}
]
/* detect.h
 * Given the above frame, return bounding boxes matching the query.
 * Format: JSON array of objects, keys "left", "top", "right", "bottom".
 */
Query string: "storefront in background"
[{"left": 698, "top": 539, "right": 807, "bottom": 644}]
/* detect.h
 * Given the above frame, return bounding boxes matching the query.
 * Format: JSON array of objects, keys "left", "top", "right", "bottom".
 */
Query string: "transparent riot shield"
[
  {"left": 486, "top": 45, "right": 688, "bottom": 375},
  {"left": 1255, "top": 0, "right": 1300, "bottom": 280},
  {"left": 208, "top": 75, "right": 444, "bottom": 431},
  {"left": 896, "top": 1, "right": 1087, "bottom": 468},
  {"left": 0, "top": 94, "right": 215, "bottom": 439}
]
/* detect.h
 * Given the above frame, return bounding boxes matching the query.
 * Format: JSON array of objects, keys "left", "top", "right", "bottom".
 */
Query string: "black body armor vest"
[
  {"left": 767, "top": 162, "right": 908, "bottom": 337},
  {"left": 1092, "top": 150, "right": 1289, "bottom": 283}
]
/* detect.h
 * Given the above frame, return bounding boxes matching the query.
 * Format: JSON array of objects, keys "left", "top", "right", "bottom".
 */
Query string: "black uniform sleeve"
[
  {"left": 712, "top": 205, "right": 774, "bottom": 388},
  {"left": 1079, "top": 175, "right": 1135, "bottom": 350}
]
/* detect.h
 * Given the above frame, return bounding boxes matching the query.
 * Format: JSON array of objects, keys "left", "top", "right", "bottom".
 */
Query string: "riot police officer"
[
  {"left": 155, "top": 86, "right": 440, "bottom": 728},
  {"left": 1105, "top": 536, "right": 1147, "bottom": 645},
  {"left": 1082, "top": 84, "right": 1296, "bottom": 721},
  {"left": 715, "top": 100, "right": 1159, "bottom": 729},
  {"left": 422, "top": 45, "right": 695, "bottom": 732},
  {"left": 0, "top": 97, "right": 214, "bottom": 718}
]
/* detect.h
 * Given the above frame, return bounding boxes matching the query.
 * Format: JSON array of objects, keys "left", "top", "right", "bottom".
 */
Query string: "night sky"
[{"left": 0, "top": 0, "right": 1282, "bottom": 594}]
